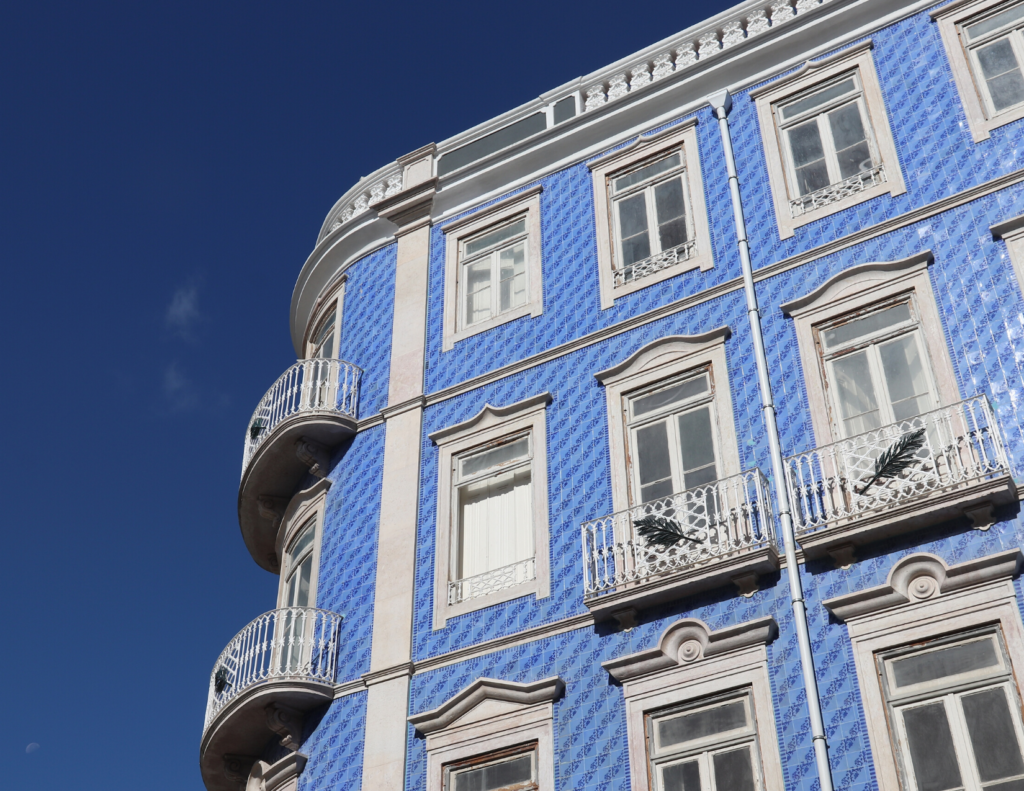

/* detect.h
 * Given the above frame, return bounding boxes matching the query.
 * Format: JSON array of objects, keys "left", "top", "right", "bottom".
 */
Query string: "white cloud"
[
  {"left": 165, "top": 284, "right": 200, "bottom": 339},
  {"left": 162, "top": 361, "right": 199, "bottom": 412},
  {"left": 25, "top": 743, "right": 39, "bottom": 754}
]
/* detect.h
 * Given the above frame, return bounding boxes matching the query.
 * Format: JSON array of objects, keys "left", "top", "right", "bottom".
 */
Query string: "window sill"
[
  {"left": 779, "top": 177, "right": 901, "bottom": 239},
  {"left": 438, "top": 575, "right": 544, "bottom": 627},
  {"left": 606, "top": 243, "right": 713, "bottom": 307},
  {"left": 443, "top": 302, "right": 539, "bottom": 352}
]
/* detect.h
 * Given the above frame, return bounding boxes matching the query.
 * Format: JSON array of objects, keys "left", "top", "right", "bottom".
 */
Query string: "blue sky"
[{"left": 0, "top": 1, "right": 733, "bottom": 787}]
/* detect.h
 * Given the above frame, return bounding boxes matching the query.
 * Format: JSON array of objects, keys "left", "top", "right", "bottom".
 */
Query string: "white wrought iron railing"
[
  {"left": 581, "top": 469, "right": 777, "bottom": 599},
  {"left": 448, "top": 557, "right": 536, "bottom": 605},
  {"left": 241, "top": 358, "right": 361, "bottom": 476},
  {"left": 203, "top": 607, "right": 343, "bottom": 732},
  {"left": 789, "top": 164, "right": 886, "bottom": 217},
  {"left": 785, "top": 395, "right": 1011, "bottom": 535},
  {"left": 613, "top": 240, "right": 697, "bottom": 287}
]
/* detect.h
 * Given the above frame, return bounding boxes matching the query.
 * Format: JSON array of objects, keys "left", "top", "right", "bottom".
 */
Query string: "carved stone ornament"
[
  {"left": 608, "top": 73, "right": 629, "bottom": 101},
  {"left": 746, "top": 8, "right": 771, "bottom": 35},
  {"left": 584, "top": 84, "right": 607, "bottom": 110},
  {"left": 676, "top": 45, "right": 698, "bottom": 68},
  {"left": 257, "top": 496, "right": 288, "bottom": 523},
  {"left": 223, "top": 754, "right": 259, "bottom": 786},
  {"left": 652, "top": 53, "right": 674, "bottom": 80},
  {"left": 698, "top": 31, "right": 721, "bottom": 58},
  {"left": 771, "top": 0, "right": 794, "bottom": 22},
  {"left": 795, "top": 0, "right": 819, "bottom": 13},
  {"left": 408, "top": 676, "right": 565, "bottom": 735},
  {"left": 722, "top": 20, "right": 745, "bottom": 47},
  {"left": 294, "top": 437, "right": 330, "bottom": 478},
  {"left": 823, "top": 549, "right": 1024, "bottom": 622},
  {"left": 265, "top": 703, "right": 305, "bottom": 751},
  {"left": 602, "top": 616, "right": 779, "bottom": 682},
  {"left": 630, "top": 64, "right": 652, "bottom": 88},
  {"left": 247, "top": 752, "right": 308, "bottom": 791}
]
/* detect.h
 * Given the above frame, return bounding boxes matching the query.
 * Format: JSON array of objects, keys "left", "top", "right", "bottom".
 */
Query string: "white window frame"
[
  {"left": 589, "top": 121, "right": 713, "bottom": 310},
  {"left": 602, "top": 616, "right": 784, "bottom": 791},
  {"left": 303, "top": 274, "right": 346, "bottom": 360},
  {"left": 443, "top": 743, "right": 538, "bottom": 791},
  {"left": 751, "top": 40, "right": 906, "bottom": 240},
  {"left": 274, "top": 479, "right": 329, "bottom": 609},
  {"left": 781, "top": 252, "right": 960, "bottom": 447},
  {"left": 595, "top": 329, "right": 741, "bottom": 514},
  {"left": 991, "top": 212, "right": 1024, "bottom": 299},
  {"left": 934, "top": 0, "right": 1024, "bottom": 142},
  {"left": 823, "top": 549, "right": 1024, "bottom": 791},
  {"left": 441, "top": 186, "right": 543, "bottom": 352},
  {"left": 428, "top": 393, "right": 552, "bottom": 629}
]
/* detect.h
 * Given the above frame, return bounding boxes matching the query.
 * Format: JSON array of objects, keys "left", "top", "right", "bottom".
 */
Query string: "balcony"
[
  {"left": 200, "top": 607, "right": 343, "bottom": 791},
  {"left": 239, "top": 359, "right": 360, "bottom": 571},
  {"left": 581, "top": 469, "right": 779, "bottom": 624},
  {"left": 785, "top": 395, "right": 1017, "bottom": 561}
]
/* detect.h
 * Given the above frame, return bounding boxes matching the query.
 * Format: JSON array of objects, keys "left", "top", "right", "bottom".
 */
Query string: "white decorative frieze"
[
  {"left": 369, "top": 183, "right": 385, "bottom": 203},
  {"left": 585, "top": 83, "right": 607, "bottom": 110},
  {"left": 630, "top": 63, "right": 652, "bottom": 88},
  {"left": 608, "top": 73, "right": 629, "bottom": 101},
  {"left": 795, "top": 0, "right": 819, "bottom": 13},
  {"left": 722, "top": 20, "right": 746, "bottom": 47},
  {"left": 676, "top": 44, "right": 698, "bottom": 68},
  {"left": 747, "top": 8, "right": 771, "bottom": 34},
  {"left": 385, "top": 174, "right": 403, "bottom": 196},
  {"left": 771, "top": 0, "right": 794, "bottom": 21},
  {"left": 698, "top": 31, "right": 721, "bottom": 57},
  {"left": 652, "top": 52, "right": 674, "bottom": 80}
]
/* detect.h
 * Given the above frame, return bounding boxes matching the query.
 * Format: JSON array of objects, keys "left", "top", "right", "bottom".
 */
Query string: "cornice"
[
  {"left": 586, "top": 117, "right": 700, "bottom": 171},
  {"left": 595, "top": 327, "right": 732, "bottom": 384},
  {"left": 380, "top": 396, "right": 427, "bottom": 421},
  {"left": 408, "top": 676, "right": 565, "bottom": 735},
  {"left": 440, "top": 184, "right": 544, "bottom": 236},
  {"left": 333, "top": 677, "right": 367, "bottom": 699},
  {"left": 748, "top": 37, "right": 874, "bottom": 99},
  {"left": 361, "top": 661, "right": 415, "bottom": 687},
  {"left": 991, "top": 212, "right": 1024, "bottom": 239},
  {"left": 428, "top": 392, "right": 552, "bottom": 444},
  {"left": 371, "top": 178, "right": 438, "bottom": 234}
]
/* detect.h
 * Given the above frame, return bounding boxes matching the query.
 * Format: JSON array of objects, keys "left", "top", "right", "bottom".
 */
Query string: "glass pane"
[
  {"left": 662, "top": 759, "right": 701, "bottom": 791},
  {"left": 978, "top": 38, "right": 1024, "bottom": 111},
  {"left": 678, "top": 407, "right": 715, "bottom": 472},
  {"left": 464, "top": 259, "right": 492, "bottom": 325},
  {"left": 658, "top": 700, "right": 748, "bottom": 747},
  {"left": 962, "top": 687, "right": 1024, "bottom": 783},
  {"left": 788, "top": 120, "right": 830, "bottom": 196},
  {"left": 641, "top": 478, "right": 676, "bottom": 503},
  {"left": 684, "top": 463, "right": 718, "bottom": 490},
  {"left": 453, "top": 754, "right": 533, "bottom": 791},
  {"left": 287, "top": 520, "right": 316, "bottom": 565},
  {"left": 655, "top": 178, "right": 688, "bottom": 250},
  {"left": 829, "top": 102, "right": 872, "bottom": 180},
  {"left": 613, "top": 153, "right": 681, "bottom": 193},
  {"left": 464, "top": 219, "right": 526, "bottom": 257},
  {"left": 988, "top": 779, "right": 1024, "bottom": 791},
  {"left": 902, "top": 703, "right": 964, "bottom": 791},
  {"left": 966, "top": 5, "right": 1024, "bottom": 40},
  {"left": 498, "top": 241, "right": 527, "bottom": 312},
  {"left": 781, "top": 77, "right": 858, "bottom": 119},
  {"left": 713, "top": 747, "right": 757, "bottom": 791},
  {"left": 617, "top": 193, "right": 651, "bottom": 266},
  {"left": 831, "top": 352, "right": 882, "bottom": 435},
  {"left": 637, "top": 422, "right": 672, "bottom": 488},
  {"left": 460, "top": 437, "right": 529, "bottom": 478},
  {"left": 879, "top": 334, "right": 932, "bottom": 422},
  {"left": 821, "top": 303, "right": 912, "bottom": 348},
  {"left": 633, "top": 375, "right": 709, "bottom": 416},
  {"left": 891, "top": 639, "right": 999, "bottom": 688},
  {"left": 313, "top": 312, "right": 335, "bottom": 358}
]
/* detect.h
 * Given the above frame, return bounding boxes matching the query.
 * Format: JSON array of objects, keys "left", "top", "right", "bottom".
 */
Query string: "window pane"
[
  {"left": 465, "top": 259, "right": 492, "bottom": 325},
  {"left": 712, "top": 747, "right": 757, "bottom": 791},
  {"left": 637, "top": 422, "right": 673, "bottom": 489},
  {"left": 781, "top": 77, "right": 858, "bottom": 119},
  {"left": 658, "top": 700, "right": 748, "bottom": 747},
  {"left": 614, "top": 153, "right": 681, "bottom": 193},
  {"left": 458, "top": 468, "right": 533, "bottom": 577},
  {"left": 460, "top": 437, "right": 529, "bottom": 478},
  {"left": 787, "top": 120, "right": 830, "bottom": 196},
  {"left": 464, "top": 219, "right": 526, "bottom": 257},
  {"left": 655, "top": 178, "right": 688, "bottom": 250},
  {"left": 498, "top": 241, "right": 526, "bottom": 312},
  {"left": 988, "top": 780, "right": 1024, "bottom": 791},
  {"left": 684, "top": 463, "right": 718, "bottom": 490},
  {"left": 662, "top": 759, "right": 701, "bottom": 791},
  {"left": 453, "top": 755, "right": 533, "bottom": 791},
  {"left": 617, "top": 193, "right": 651, "bottom": 265},
  {"left": 678, "top": 407, "right": 716, "bottom": 472},
  {"left": 287, "top": 520, "right": 316, "bottom": 566},
  {"left": 313, "top": 312, "right": 335, "bottom": 358},
  {"left": 633, "top": 376, "right": 709, "bottom": 416},
  {"left": 829, "top": 103, "right": 872, "bottom": 180},
  {"left": 891, "top": 639, "right": 999, "bottom": 688},
  {"left": 879, "top": 334, "right": 932, "bottom": 422},
  {"left": 961, "top": 687, "right": 1024, "bottom": 783},
  {"left": 978, "top": 38, "right": 1024, "bottom": 111},
  {"left": 966, "top": 5, "right": 1024, "bottom": 40},
  {"left": 821, "top": 303, "right": 912, "bottom": 348},
  {"left": 832, "top": 351, "right": 882, "bottom": 435},
  {"left": 902, "top": 703, "right": 964, "bottom": 791}
]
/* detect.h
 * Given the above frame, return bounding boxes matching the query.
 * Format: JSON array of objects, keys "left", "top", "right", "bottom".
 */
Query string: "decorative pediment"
[
  {"left": 823, "top": 550, "right": 1023, "bottom": 622},
  {"left": 602, "top": 616, "right": 778, "bottom": 682},
  {"left": 408, "top": 676, "right": 564, "bottom": 735},
  {"left": 594, "top": 328, "right": 731, "bottom": 385},
  {"left": 428, "top": 393, "right": 552, "bottom": 445}
]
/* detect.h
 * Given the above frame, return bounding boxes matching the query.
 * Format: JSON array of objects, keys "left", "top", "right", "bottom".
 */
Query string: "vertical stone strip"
[{"left": 360, "top": 143, "right": 437, "bottom": 791}]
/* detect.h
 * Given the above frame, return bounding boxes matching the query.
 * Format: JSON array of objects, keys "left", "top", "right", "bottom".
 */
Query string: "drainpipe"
[{"left": 708, "top": 88, "right": 835, "bottom": 791}]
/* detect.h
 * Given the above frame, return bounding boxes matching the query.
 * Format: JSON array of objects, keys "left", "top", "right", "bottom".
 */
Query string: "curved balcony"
[
  {"left": 200, "top": 607, "right": 343, "bottom": 791},
  {"left": 239, "top": 359, "right": 360, "bottom": 571}
]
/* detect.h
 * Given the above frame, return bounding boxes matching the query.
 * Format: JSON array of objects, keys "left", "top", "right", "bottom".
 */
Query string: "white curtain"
[{"left": 459, "top": 468, "right": 533, "bottom": 579}]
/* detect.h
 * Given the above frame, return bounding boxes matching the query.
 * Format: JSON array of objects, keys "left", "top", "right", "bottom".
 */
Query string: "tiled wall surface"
[{"left": 298, "top": 691, "right": 368, "bottom": 791}]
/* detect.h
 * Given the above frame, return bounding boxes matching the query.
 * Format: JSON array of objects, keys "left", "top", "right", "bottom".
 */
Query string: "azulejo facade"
[{"left": 200, "top": 0, "right": 1024, "bottom": 789}]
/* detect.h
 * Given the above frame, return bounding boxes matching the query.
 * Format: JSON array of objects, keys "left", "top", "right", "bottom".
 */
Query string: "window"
[
  {"left": 627, "top": 370, "right": 720, "bottom": 504},
  {"left": 880, "top": 630, "right": 1024, "bottom": 791},
  {"left": 309, "top": 306, "right": 338, "bottom": 360},
  {"left": 444, "top": 745, "right": 537, "bottom": 791},
  {"left": 441, "top": 187, "right": 543, "bottom": 351},
  {"left": 282, "top": 517, "right": 316, "bottom": 609},
  {"left": 815, "top": 296, "right": 938, "bottom": 438},
  {"left": 647, "top": 693, "right": 763, "bottom": 791},
  {"left": 429, "top": 393, "right": 551, "bottom": 628},
  {"left": 751, "top": 40, "right": 905, "bottom": 239},
  {"left": 590, "top": 121, "right": 713, "bottom": 309},
  {"left": 934, "top": 0, "right": 1024, "bottom": 141}
]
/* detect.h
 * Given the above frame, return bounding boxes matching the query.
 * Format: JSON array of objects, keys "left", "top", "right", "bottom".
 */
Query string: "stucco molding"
[
  {"left": 428, "top": 392, "right": 552, "bottom": 445},
  {"left": 408, "top": 676, "right": 565, "bottom": 735},
  {"left": 603, "top": 616, "right": 779, "bottom": 682},
  {"left": 246, "top": 753, "right": 308, "bottom": 791},
  {"left": 747, "top": 38, "right": 875, "bottom": 99},
  {"left": 823, "top": 549, "right": 1023, "bottom": 622},
  {"left": 371, "top": 177, "right": 438, "bottom": 235},
  {"left": 265, "top": 703, "right": 304, "bottom": 751},
  {"left": 595, "top": 327, "right": 732, "bottom": 383},
  {"left": 361, "top": 661, "right": 415, "bottom": 687}
]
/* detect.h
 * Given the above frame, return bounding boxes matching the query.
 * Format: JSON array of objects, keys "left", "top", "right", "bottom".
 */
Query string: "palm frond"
[
  {"left": 857, "top": 427, "right": 927, "bottom": 496},
  {"left": 633, "top": 514, "right": 704, "bottom": 547}
]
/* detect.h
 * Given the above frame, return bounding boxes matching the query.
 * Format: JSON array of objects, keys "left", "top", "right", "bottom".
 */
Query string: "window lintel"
[{"left": 430, "top": 392, "right": 552, "bottom": 446}]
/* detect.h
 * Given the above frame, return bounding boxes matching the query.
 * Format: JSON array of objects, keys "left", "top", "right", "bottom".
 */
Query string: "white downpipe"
[{"left": 708, "top": 89, "right": 835, "bottom": 791}]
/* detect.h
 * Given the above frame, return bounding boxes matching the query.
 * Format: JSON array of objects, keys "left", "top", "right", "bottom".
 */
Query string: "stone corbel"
[
  {"left": 265, "top": 703, "right": 305, "bottom": 751},
  {"left": 251, "top": 752, "right": 307, "bottom": 791},
  {"left": 294, "top": 438, "right": 330, "bottom": 478},
  {"left": 257, "top": 496, "right": 288, "bottom": 523},
  {"left": 223, "top": 754, "right": 259, "bottom": 788}
]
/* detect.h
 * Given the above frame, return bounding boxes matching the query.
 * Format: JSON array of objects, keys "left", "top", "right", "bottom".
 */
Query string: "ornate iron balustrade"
[
  {"left": 448, "top": 557, "right": 536, "bottom": 604},
  {"left": 613, "top": 240, "right": 697, "bottom": 287},
  {"left": 203, "top": 607, "right": 343, "bottom": 733},
  {"left": 581, "top": 469, "right": 776, "bottom": 599},
  {"left": 785, "top": 395, "right": 1011, "bottom": 535},
  {"left": 242, "top": 358, "right": 361, "bottom": 477},
  {"left": 789, "top": 164, "right": 886, "bottom": 217}
]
